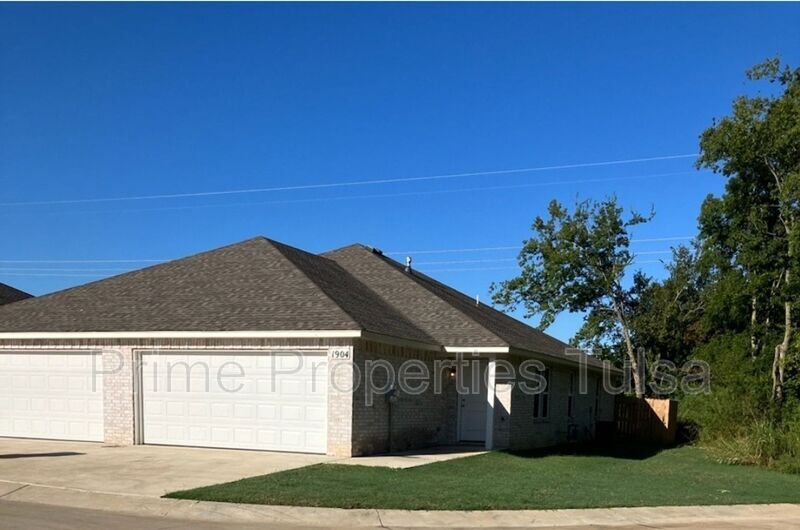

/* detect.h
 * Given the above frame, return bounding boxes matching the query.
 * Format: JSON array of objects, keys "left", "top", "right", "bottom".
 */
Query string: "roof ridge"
[
  {"left": 396, "top": 258, "right": 570, "bottom": 349},
  {"left": 0, "top": 282, "right": 32, "bottom": 305},
  {"left": 266, "top": 238, "right": 348, "bottom": 266},
  {"left": 346, "top": 245, "right": 573, "bottom": 351},
  {"left": 369, "top": 249, "right": 510, "bottom": 345},
  {"left": 0, "top": 236, "right": 271, "bottom": 310},
  {"left": 276, "top": 241, "right": 437, "bottom": 344},
  {"left": 322, "top": 242, "right": 372, "bottom": 255},
  {"left": 264, "top": 239, "right": 363, "bottom": 331},
  {"left": 333, "top": 245, "right": 509, "bottom": 347},
  {"left": 0, "top": 282, "right": 31, "bottom": 297}
]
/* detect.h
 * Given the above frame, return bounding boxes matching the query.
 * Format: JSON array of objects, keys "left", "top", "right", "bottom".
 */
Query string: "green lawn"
[{"left": 165, "top": 445, "right": 800, "bottom": 510}]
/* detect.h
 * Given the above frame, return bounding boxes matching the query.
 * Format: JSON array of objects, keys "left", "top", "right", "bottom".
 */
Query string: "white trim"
[
  {"left": 133, "top": 350, "right": 144, "bottom": 445},
  {"left": 0, "top": 330, "right": 363, "bottom": 340},
  {"left": 485, "top": 355, "right": 496, "bottom": 450},
  {"left": 444, "top": 346, "right": 509, "bottom": 354}
]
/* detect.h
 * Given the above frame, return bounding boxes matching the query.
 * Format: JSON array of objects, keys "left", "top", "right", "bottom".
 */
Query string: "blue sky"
[{"left": 1, "top": 3, "right": 798, "bottom": 342}]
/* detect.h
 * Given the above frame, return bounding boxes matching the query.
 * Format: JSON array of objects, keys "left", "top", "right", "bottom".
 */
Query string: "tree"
[
  {"left": 631, "top": 246, "right": 705, "bottom": 367},
  {"left": 696, "top": 58, "right": 800, "bottom": 405},
  {"left": 491, "top": 197, "right": 652, "bottom": 397}
]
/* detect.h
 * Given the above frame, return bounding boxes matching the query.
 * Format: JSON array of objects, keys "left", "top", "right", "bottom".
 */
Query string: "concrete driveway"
[{"left": 0, "top": 438, "right": 331, "bottom": 497}]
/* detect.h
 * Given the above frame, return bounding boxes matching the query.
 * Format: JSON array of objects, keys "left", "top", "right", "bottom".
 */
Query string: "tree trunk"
[
  {"left": 772, "top": 268, "right": 792, "bottom": 406},
  {"left": 613, "top": 301, "right": 644, "bottom": 398},
  {"left": 750, "top": 295, "right": 759, "bottom": 359}
]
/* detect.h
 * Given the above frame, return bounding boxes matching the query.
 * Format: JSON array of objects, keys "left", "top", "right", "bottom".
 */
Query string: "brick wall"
[
  {"left": 350, "top": 340, "right": 455, "bottom": 456},
  {"left": 507, "top": 357, "right": 615, "bottom": 450}
]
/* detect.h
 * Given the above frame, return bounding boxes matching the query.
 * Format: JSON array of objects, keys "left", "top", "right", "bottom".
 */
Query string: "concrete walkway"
[
  {"left": 0, "top": 438, "right": 330, "bottom": 496},
  {"left": 1, "top": 479, "right": 799, "bottom": 528},
  {"left": 339, "top": 445, "right": 487, "bottom": 469}
]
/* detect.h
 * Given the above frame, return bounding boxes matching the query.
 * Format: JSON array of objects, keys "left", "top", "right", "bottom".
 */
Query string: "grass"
[{"left": 165, "top": 444, "right": 800, "bottom": 510}]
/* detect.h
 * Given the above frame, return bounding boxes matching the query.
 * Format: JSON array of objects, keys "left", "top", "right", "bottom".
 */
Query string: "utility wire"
[
  {"left": 0, "top": 153, "right": 698, "bottom": 208},
  {"left": 387, "top": 238, "right": 691, "bottom": 255},
  {"left": 0, "top": 267, "right": 133, "bottom": 272},
  {"left": 414, "top": 250, "right": 671, "bottom": 266},
  {"left": 0, "top": 259, "right": 167, "bottom": 264},
  {"left": 0, "top": 259, "right": 667, "bottom": 278},
  {"left": 417, "top": 259, "right": 666, "bottom": 273},
  {"left": 0, "top": 170, "right": 699, "bottom": 218},
  {"left": 0, "top": 244, "right": 685, "bottom": 265}
]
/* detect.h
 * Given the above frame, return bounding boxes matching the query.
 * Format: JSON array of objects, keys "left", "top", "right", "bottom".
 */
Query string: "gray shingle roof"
[
  {"left": 0, "top": 283, "right": 32, "bottom": 306},
  {"left": 324, "top": 244, "right": 585, "bottom": 363},
  {"left": 0, "top": 237, "right": 601, "bottom": 368},
  {"left": 0, "top": 237, "right": 431, "bottom": 342}
]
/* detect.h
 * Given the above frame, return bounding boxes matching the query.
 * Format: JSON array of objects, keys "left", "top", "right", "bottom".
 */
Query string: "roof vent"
[
  {"left": 369, "top": 246, "right": 383, "bottom": 256},
  {"left": 405, "top": 256, "right": 413, "bottom": 273}
]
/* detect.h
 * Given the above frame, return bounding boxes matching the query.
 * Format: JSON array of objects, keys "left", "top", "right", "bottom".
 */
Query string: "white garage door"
[
  {"left": 140, "top": 352, "right": 328, "bottom": 454},
  {"left": 0, "top": 352, "right": 104, "bottom": 442}
]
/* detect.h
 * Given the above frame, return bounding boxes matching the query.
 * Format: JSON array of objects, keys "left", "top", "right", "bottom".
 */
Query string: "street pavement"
[{"left": 1, "top": 500, "right": 799, "bottom": 530}]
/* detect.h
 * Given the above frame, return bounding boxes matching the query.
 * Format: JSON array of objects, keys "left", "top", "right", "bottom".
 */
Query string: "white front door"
[
  {"left": 0, "top": 351, "right": 104, "bottom": 442},
  {"left": 140, "top": 351, "right": 328, "bottom": 454},
  {"left": 459, "top": 360, "right": 487, "bottom": 442}
]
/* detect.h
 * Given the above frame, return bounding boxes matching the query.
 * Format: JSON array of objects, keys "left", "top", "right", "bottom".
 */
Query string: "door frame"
[{"left": 455, "top": 355, "right": 496, "bottom": 449}]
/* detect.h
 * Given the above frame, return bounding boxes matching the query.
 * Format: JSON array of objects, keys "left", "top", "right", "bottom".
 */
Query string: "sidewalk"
[{"left": 2, "top": 479, "right": 799, "bottom": 528}]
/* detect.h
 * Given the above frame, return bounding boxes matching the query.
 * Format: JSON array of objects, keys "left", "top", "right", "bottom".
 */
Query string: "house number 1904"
[{"left": 328, "top": 347, "right": 351, "bottom": 361}]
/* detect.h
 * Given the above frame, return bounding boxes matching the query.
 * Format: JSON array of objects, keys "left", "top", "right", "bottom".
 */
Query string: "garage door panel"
[
  {"left": 0, "top": 352, "right": 103, "bottom": 442},
  {"left": 141, "top": 352, "right": 328, "bottom": 454}
]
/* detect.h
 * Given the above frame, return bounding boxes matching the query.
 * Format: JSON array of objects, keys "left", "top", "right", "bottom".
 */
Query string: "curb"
[{"left": 2, "top": 481, "right": 800, "bottom": 528}]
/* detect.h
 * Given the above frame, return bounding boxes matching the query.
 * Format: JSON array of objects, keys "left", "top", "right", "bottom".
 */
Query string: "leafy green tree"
[
  {"left": 631, "top": 246, "right": 705, "bottom": 367},
  {"left": 491, "top": 197, "right": 652, "bottom": 397},
  {"left": 696, "top": 58, "right": 800, "bottom": 405}
]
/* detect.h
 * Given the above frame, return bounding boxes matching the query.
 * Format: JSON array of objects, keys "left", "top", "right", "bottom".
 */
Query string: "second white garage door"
[{"left": 140, "top": 352, "right": 327, "bottom": 454}]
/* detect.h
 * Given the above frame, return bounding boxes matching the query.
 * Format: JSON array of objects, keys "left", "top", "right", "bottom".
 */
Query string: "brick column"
[
  {"left": 326, "top": 347, "right": 354, "bottom": 456},
  {"left": 102, "top": 346, "right": 136, "bottom": 445}
]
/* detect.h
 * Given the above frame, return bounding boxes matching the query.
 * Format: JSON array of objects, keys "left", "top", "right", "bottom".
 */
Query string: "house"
[
  {"left": 0, "top": 237, "right": 615, "bottom": 456},
  {"left": 0, "top": 282, "right": 32, "bottom": 306}
]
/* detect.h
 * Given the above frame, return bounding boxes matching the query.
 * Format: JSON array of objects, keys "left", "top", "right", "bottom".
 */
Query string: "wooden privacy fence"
[{"left": 615, "top": 396, "right": 677, "bottom": 445}]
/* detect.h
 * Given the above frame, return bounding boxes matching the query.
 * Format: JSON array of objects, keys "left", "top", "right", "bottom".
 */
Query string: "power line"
[
  {"left": 418, "top": 259, "right": 666, "bottom": 273},
  {"left": 387, "top": 238, "right": 691, "bottom": 255},
  {"left": 398, "top": 246, "right": 519, "bottom": 255},
  {"left": 0, "top": 256, "right": 669, "bottom": 278},
  {"left": 0, "top": 252, "right": 672, "bottom": 272},
  {"left": 414, "top": 251, "right": 672, "bottom": 266},
  {"left": 0, "top": 259, "right": 166, "bottom": 264},
  {"left": 0, "top": 267, "right": 133, "bottom": 272},
  {"left": 0, "top": 272, "right": 107, "bottom": 278},
  {"left": 0, "top": 153, "right": 698, "bottom": 208},
  {"left": 419, "top": 266, "right": 519, "bottom": 273},
  {"left": 0, "top": 245, "right": 684, "bottom": 265},
  {"left": 415, "top": 258, "right": 518, "bottom": 265},
  {"left": 0, "top": 170, "right": 700, "bottom": 218},
  {"left": 631, "top": 236, "right": 694, "bottom": 243}
]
